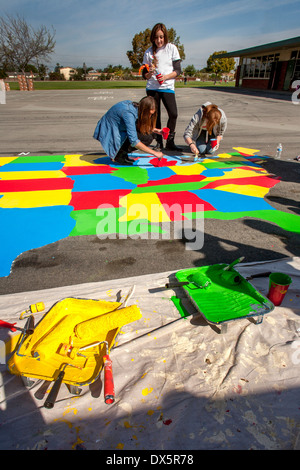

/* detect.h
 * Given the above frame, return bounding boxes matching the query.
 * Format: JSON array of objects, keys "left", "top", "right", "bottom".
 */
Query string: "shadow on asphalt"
[{"left": 195, "top": 86, "right": 293, "bottom": 102}]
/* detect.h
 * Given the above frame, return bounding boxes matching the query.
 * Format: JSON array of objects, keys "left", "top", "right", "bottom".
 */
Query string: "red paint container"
[
  {"left": 210, "top": 138, "right": 218, "bottom": 148},
  {"left": 162, "top": 127, "right": 170, "bottom": 140},
  {"left": 267, "top": 272, "right": 292, "bottom": 306},
  {"left": 156, "top": 73, "right": 164, "bottom": 85}
]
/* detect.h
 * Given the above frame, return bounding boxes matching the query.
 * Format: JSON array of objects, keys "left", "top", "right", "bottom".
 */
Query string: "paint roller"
[
  {"left": 74, "top": 304, "right": 142, "bottom": 340},
  {"left": 165, "top": 272, "right": 211, "bottom": 289}
]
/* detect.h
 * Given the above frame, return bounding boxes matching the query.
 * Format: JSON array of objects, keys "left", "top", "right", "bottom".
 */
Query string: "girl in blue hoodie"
[{"left": 93, "top": 96, "right": 164, "bottom": 164}]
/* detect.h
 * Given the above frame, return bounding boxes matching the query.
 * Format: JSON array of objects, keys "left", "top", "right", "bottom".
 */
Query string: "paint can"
[
  {"left": 156, "top": 73, "right": 164, "bottom": 85},
  {"left": 210, "top": 139, "right": 218, "bottom": 149},
  {"left": 267, "top": 272, "right": 292, "bottom": 306},
  {"left": 162, "top": 127, "right": 170, "bottom": 140}
]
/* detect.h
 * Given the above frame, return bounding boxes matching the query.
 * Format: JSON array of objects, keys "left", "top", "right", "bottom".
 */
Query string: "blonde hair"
[
  {"left": 203, "top": 104, "right": 222, "bottom": 135},
  {"left": 136, "top": 96, "right": 157, "bottom": 134}
]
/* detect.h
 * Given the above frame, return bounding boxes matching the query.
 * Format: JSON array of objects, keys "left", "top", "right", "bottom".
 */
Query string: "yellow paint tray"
[{"left": 8, "top": 297, "right": 141, "bottom": 386}]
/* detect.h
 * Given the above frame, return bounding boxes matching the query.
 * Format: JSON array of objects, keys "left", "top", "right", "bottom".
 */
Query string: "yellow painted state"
[
  {"left": 204, "top": 167, "right": 269, "bottom": 182},
  {"left": 232, "top": 147, "right": 260, "bottom": 155},
  {"left": 0, "top": 157, "right": 18, "bottom": 167},
  {"left": 171, "top": 163, "right": 205, "bottom": 175},
  {"left": 0, "top": 189, "right": 72, "bottom": 208},
  {"left": 119, "top": 192, "right": 171, "bottom": 223},
  {"left": 0, "top": 170, "right": 66, "bottom": 180},
  {"left": 216, "top": 184, "right": 270, "bottom": 198},
  {"left": 63, "top": 154, "right": 102, "bottom": 167}
]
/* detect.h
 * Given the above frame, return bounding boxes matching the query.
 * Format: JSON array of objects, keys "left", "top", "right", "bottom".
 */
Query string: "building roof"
[{"left": 214, "top": 36, "right": 300, "bottom": 58}]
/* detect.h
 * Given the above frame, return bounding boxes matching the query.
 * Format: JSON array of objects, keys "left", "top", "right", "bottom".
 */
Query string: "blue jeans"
[{"left": 196, "top": 130, "right": 216, "bottom": 155}]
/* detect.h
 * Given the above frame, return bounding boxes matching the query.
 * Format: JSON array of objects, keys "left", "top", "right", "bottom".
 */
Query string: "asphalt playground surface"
[{"left": 1, "top": 86, "right": 300, "bottom": 294}]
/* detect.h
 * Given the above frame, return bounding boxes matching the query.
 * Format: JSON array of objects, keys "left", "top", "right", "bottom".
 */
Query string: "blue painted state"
[
  {"left": 146, "top": 167, "right": 176, "bottom": 181},
  {"left": 0, "top": 162, "right": 64, "bottom": 172},
  {"left": 71, "top": 173, "right": 136, "bottom": 192},
  {"left": 0, "top": 206, "right": 76, "bottom": 277},
  {"left": 190, "top": 189, "right": 275, "bottom": 213}
]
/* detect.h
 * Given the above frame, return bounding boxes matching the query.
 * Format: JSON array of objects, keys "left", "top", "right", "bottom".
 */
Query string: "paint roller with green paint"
[{"left": 187, "top": 272, "right": 211, "bottom": 289}]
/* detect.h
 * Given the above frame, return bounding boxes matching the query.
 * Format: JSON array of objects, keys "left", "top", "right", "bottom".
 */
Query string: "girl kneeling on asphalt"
[
  {"left": 93, "top": 96, "right": 164, "bottom": 164},
  {"left": 183, "top": 102, "right": 227, "bottom": 156}
]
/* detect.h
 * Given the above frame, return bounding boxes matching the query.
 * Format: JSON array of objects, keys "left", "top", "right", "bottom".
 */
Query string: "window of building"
[
  {"left": 291, "top": 50, "right": 300, "bottom": 80},
  {"left": 241, "top": 53, "right": 280, "bottom": 78}
]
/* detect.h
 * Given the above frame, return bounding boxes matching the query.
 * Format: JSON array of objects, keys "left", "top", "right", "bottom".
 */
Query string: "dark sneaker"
[
  {"left": 152, "top": 143, "right": 164, "bottom": 151},
  {"left": 114, "top": 154, "right": 133, "bottom": 165}
]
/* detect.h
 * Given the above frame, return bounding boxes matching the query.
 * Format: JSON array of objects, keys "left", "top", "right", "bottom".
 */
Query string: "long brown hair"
[
  {"left": 202, "top": 104, "right": 222, "bottom": 135},
  {"left": 136, "top": 96, "right": 157, "bottom": 134},
  {"left": 150, "top": 23, "right": 168, "bottom": 67}
]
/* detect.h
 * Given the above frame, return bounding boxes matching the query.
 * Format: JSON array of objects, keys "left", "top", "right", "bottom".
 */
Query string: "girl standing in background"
[{"left": 142, "top": 23, "right": 182, "bottom": 151}]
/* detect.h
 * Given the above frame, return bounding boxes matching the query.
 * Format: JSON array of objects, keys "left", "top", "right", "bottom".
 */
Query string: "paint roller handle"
[
  {"left": 103, "top": 354, "right": 115, "bottom": 404},
  {"left": 246, "top": 272, "right": 272, "bottom": 281},
  {"left": 0, "top": 319, "right": 22, "bottom": 332},
  {"left": 165, "top": 281, "right": 189, "bottom": 288},
  {"left": 44, "top": 370, "right": 65, "bottom": 409}
]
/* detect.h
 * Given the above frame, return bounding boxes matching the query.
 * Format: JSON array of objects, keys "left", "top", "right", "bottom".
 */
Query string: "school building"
[{"left": 215, "top": 36, "right": 300, "bottom": 91}]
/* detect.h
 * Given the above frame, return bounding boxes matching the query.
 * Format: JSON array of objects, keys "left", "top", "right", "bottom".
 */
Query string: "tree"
[
  {"left": 206, "top": 51, "right": 235, "bottom": 75},
  {"left": 0, "top": 14, "right": 55, "bottom": 74},
  {"left": 184, "top": 65, "right": 196, "bottom": 77},
  {"left": 127, "top": 27, "right": 185, "bottom": 69}
]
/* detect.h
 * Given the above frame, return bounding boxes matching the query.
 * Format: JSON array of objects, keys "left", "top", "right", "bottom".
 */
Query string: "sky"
[{"left": 0, "top": 0, "right": 299, "bottom": 71}]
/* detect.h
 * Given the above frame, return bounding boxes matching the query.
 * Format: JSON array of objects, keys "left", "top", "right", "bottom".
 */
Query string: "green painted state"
[
  {"left": 112, "top": 166, "right": 149, "bottom": 185},
  {"left": 132, "top": 180, "right": 209, "bottom": 194},
  {"left": 10, "top": 155, "right": 66, "bottom": 164},
  {"left": 70, "top": 208, "right": 163, "bottom": 236}
]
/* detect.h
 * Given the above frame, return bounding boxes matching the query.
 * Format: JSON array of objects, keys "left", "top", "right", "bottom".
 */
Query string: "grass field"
[{"left": 7, "top": 80, "right": 235, "bottom": 91}]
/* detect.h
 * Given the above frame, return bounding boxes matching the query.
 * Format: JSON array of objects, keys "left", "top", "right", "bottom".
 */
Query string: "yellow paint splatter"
[
  {"left": 53, "top": 418, "right": 73, "bottom": 428},
  {"left": 142, "top": 387, "right": 153, "bottom": 396},
  {"left": 63, "top": 407, "right": 78, "bottom": 416},
  {"left": 116, "top": 443, "right": 124, "bottom": 449},
  {"left": 147, "top": 409, "right": 154, "bottom": 416}
]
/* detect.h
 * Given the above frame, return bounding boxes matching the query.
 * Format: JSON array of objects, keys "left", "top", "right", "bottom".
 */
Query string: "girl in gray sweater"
[{"left": 183, "top": 101, "right": 227, "bottom": 156}]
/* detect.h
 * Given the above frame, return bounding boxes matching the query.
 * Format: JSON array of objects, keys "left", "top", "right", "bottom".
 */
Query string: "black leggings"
[{"left": 146, "top": 90, "right": 178, "bottom": 133}]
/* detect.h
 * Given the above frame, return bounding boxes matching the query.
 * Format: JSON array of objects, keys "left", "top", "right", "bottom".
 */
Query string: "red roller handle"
[
  {"left": 103, "top": 354, "right": 115, "bottom": 404},
  {"left": 0, "top": 319, "right": 20, "bottom": 332}
]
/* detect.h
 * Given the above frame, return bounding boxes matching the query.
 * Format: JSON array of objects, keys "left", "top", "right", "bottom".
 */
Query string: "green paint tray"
[{"left": 174, "top": 263, "right": 274, "bottom": 325}]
